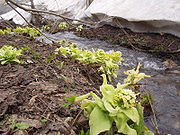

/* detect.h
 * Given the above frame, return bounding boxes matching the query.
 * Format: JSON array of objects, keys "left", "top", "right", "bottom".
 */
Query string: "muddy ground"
[{"left": 0, "top": 33, "right": 102, "bottom": 135}]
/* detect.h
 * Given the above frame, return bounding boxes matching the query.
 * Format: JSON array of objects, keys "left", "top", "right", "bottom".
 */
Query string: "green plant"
[
  {"left": 0, "top": 27, "right": 40, "bottom": 37},
  {"left": 32, "top": 53, "right": 42, "bottom": 59},
  {"left": 76, "top": 25, "right": 83, "bottom": 32},
  {"left": 141, "top": 93, "right": 154, "bottom": 105},
  {"left": 58, "top": 22, "right": 68, "bottom": 30},
  {"left": 55, "top": 61, "right": 64, "bottom": 68},
  {"left": 66, "top": 66, "right": 153, "bottom": 135},
  {"left": 55, "top": 42, "right": 123, "bottom": 81},
  {"left": 79, "top": 130, "right": 90, "bottom": 135},
  {"left": 0, "top": 29, "right": 5, "bottom": 34},
  {"left": 41, "top": 25, "right": 50, "bottom": 32},
  {"left": 0, "top": 45, "right": 23, "bottom": 64},
  {"left": 11, "top": 120, "right": 29, "bottom": 130},
  {"left": 45, "top": 54, "right": 56, "bottom": 63},
  {"left": 59, "top": 74, "right": 67, "bottom": 81},
  {"left": 40, "top": 119, "right": 48, "bottom": 124},
  {"left": 13, "top": 27, "right": 40, "bottom": 37}
]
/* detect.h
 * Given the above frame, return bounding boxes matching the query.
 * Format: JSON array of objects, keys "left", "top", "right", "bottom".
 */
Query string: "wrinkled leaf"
[
  {"left": 115, "top": 113, "right": 137, "bottom": 135},
  {"left": 89, "top": 106, "right": 112, "bottom": 135}
]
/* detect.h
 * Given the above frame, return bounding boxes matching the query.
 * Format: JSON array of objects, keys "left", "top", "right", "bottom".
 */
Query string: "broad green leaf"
[
  {"left": 81, "top": 99, "right": 96, "bottom": 117},
  {"left": 103, "top": 100, "right": 120, "bottom": 116},
  {"left": 89, "top": 106, "right": 112, "bottom": 135},
  {"left": 115, "top": 113, "right": 137, "bottom": 135},
  {"left": 121, "top": 107, "right": 140, "bottom": 124},
  {"left": 15, "top": 122, "right": 29, "bottom": 130}
]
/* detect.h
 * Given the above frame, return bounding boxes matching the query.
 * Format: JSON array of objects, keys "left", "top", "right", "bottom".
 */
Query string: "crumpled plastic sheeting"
[
  {"left": 1, "top": 0, "right": 180, "bottom": 37},
  {"left": 0, "top": 0, "right": 91, "bottom": 25},
  {"left": 84, "top": 0, "right": 180, "bottom": 37}
]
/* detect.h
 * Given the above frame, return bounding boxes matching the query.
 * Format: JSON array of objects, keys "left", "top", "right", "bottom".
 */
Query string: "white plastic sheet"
[{"left": 1, "top": 0, "right": 180, "bottom": 37}]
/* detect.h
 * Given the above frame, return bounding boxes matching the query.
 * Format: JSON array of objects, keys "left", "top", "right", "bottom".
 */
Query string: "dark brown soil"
[
  {"left": 0, "top": 34, "right": 102, "bottom": 135},
  {"left": 75, "top": 25, "right": 180, "bottom": 64}
]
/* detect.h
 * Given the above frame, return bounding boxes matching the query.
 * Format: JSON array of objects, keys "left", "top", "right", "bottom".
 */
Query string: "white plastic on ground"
[{"left": 1, "top": 0, "right": 180, "bottom": 37}]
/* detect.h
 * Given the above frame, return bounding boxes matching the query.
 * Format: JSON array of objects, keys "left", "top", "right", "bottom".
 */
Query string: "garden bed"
[{"left": 0, "top": 34, "right": 102, "bottom": 135}]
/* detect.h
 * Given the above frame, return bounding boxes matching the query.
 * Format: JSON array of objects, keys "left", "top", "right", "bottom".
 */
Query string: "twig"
[
  {"left": 5, "top": 0, "right": 96, "bottom": 25},
  {"left": 143, "top": 88, "right": 160, "bottom": 134},
  {"left": 71, "top": 110, "right": 83, "bottom": 127},
  {"left": 0, "top": 16, "right": 14, "bottom": 28}
]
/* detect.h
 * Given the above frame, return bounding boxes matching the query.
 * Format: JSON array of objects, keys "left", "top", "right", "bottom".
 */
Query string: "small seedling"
[
  {"left": 11, "top": 120, "right": 29, "bottom": 130},
  {"left": 76, "top": 25, "right": 83, "bottom": 32},
  {"left": 58, "top": 22, "right": 68, "bottom": 30},
  {"left": 21, "top": 45, "right": 30, "bottom": 52},
  {"left": 40, "top": 119, "right": 48, "bottom": 124},
  {"left": 59, "top": 74, "right": 67, "bottom": 81},
  {"left": 45, "top": 54, "right": 56, "bottom": 63},
  {"left": 41, "top": 25, "right": 50, "bottom": 32},
  {"left": 55, "top": 61, "right": 64, "bottom": 68},
  {"left": 32, "top": 53, "right": 42, "bottom": 59}
]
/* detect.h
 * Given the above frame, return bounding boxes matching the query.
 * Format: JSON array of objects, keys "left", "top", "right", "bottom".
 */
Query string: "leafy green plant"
[
  {"left": 58, "top": 22, "right": 68, "bottom": 30},
  {"left": 13, "top": 27, "right": 40, "bottom": 37},
  {"left": 55, "top": 42, "right": 123, "bottom": 81},
  {"left": 0, "top": 45, "right": 23, "bottom": 64},
  {"left": 76, "top": 25, "right": 83, "bottom": 32},
  {"left": 0, "top": 27, "right": 40, "bottom": 37},
  {"left": 66, "top": 65, "right": 153, "bottom": 135}
]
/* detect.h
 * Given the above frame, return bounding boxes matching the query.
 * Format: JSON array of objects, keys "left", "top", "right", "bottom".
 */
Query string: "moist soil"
[
  {"left": 75, "top": 25, "right": 180, "bottom": 64},
  {"left": 0, "top": 34, "right": 102, "bottom": 135}
]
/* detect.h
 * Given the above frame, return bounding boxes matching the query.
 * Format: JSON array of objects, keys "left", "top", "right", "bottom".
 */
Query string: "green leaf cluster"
[
  {"left": 76, "top": 25, "right": 84, "bottom": 32},
  {"left": 67, "top": 69, "right": 153, "bottom": 135},
  {"left": 58, "top": 22, "right": 69, "bottom": 30},
  {"left": 55, "top": 42, "right": 123, "bottom": 80},
  {"left": 0, "top": 27, "right": 40, "bottom": 37},
  {"left": 124, "top": 63, "right": 150, "bottom": 85},
  {"left": 0, "top": 45, "right": 23, "bottom": 64}
]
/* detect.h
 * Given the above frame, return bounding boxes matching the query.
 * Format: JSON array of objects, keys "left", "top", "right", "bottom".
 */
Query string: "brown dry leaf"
[
  {"left": 163, "top": 59, "right": 178, "bottom": 69},
  {"left": 29, "top": 95, "right": 38, "bottom": 106}
]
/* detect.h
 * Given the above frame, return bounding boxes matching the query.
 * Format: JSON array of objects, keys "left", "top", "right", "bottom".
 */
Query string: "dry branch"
[{"left": 5, "top": 0, "right": 96, "bottom": 25}]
